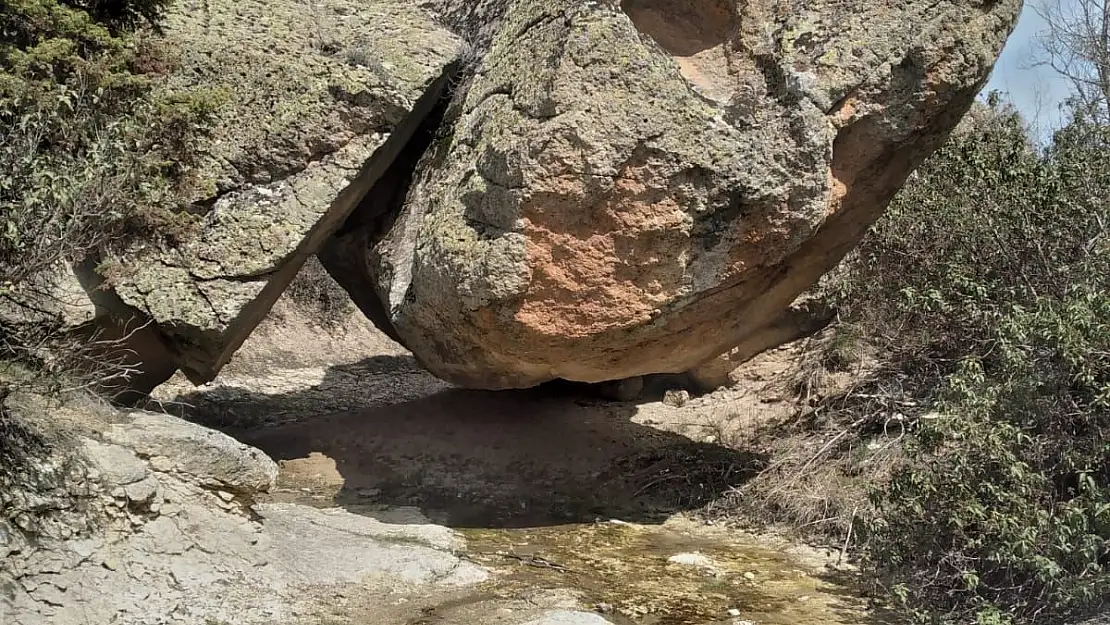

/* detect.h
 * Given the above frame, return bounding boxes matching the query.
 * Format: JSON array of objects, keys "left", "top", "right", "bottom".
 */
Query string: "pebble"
[
  {"left": 520, "top": 609, "right": 615, "bottom": 624},
  {"left": 667, "top": 552, "right": 715, "bottom": 568},
  {"left": 70, "top": 538, "right": 101, "bottom": 558},
  {"left": 149, "top": 456, "right": 175, "bottom": 472},
  {"left": 125, "top": 478, "right": 158, "bottom": 503}
]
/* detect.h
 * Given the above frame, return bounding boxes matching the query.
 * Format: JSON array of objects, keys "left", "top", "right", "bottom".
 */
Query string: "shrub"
[
  {"left": 833, "top": 103, "right": 1110, "bottom": 624},
  {"left": 868, "top": 295, "right": 1110, "bottom": 623},
  {"left": 0, "top": 0, "right": 212, "bottom": 383},
  {"left": 0, "top": 0, "right": 194, "bottom": 287}
]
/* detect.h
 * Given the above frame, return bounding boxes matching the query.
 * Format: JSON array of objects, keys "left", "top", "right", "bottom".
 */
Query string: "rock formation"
[
  {"left": 92, "top": 0, "right": 461, "bottom": 388},
  {"left": 71, "top": 0, "right": 1020, "bottom": 394},
  {"left": 322, "top": 0, "right": 1022, "bottom": 388}
]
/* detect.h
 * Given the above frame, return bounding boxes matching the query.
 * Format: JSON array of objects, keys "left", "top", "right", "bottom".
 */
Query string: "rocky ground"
[
  {"left": 135, "top": 291, "right": 871, "bottom": 624},
  {"left": 4, "top": 253, "right": 891, "bottom": 625},
  {"left": 2, "top": 285, "right": 877, "bottom": 625},
  {"left": 1, "top": 390, "right": 488, "bottom": 625}
]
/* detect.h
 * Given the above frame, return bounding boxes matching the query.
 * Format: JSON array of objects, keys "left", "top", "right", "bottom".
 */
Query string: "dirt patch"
[
  {"left": 156, "top": 299, "right": 839, "bottom": 537},
  {"left": 228, "top": 383, "right": 765, "bottom": 528},
  {"left": 155, "top": 301, "right": 815, "bottom": 529},
  {"left": 156, "top": 293, "right": 879, "bottom": 543}
]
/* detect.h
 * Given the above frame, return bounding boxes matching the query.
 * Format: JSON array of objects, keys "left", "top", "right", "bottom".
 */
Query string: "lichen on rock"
[
  {"left": 325, "top": 0, "right": 1021, "bottom": 389},
  {"left": 93, "top": 0, "right": 462, "bottom": 387}
]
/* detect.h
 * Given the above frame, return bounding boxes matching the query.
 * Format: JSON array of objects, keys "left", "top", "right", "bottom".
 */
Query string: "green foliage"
[
  {"left": 0, "top": 0, "right": 204, "bottom": 288},
  {"left": 0, "top": 0, "right": 212, "bottom": 380},
  {"left": 838, "top": 104, "right": 1110, "bottom": 624},
  {"left": 64, "top": 0, "right": 172, "bottom": 32}
]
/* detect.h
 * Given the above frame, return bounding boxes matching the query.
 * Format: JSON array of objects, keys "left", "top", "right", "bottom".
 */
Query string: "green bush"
[
  {"left": 0, "top": 0, "right": 189, "bottom": 287},
  {"left": 0, "top": 0, "right": 217, "bottom": 385},
  {"left": 836, "top": 103, "right": 1110, "bottom": 624}
]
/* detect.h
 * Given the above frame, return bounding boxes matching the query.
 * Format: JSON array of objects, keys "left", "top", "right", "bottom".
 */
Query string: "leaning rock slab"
[
  {"left": 332, "top": 0, "right": 1020, "bottom": 388},
  {"left": 97, "top": 0, "right": 460, "bottom": 385}
]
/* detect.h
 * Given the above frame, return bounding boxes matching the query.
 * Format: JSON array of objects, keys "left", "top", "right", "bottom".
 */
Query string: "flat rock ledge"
[{"left": 0, "top": 406, "right": 486, "bottom": 625}]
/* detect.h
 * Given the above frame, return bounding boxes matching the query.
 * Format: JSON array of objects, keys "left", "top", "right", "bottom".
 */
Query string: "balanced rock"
[{"left": 324, "top": 0, "right": 1021, "bottom": 388}]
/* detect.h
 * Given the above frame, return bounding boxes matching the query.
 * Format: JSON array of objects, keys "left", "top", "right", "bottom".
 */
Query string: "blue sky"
[{"left": 983, "top": 1, "right": 1076, "bottom": 135}]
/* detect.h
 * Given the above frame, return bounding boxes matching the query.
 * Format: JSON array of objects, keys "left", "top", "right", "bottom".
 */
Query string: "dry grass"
[
  {"left": 1, "top": 284, "right": 152, "bottom": 403},
  {"left": 615, "top": 441, "right": 767, "bottom": 512},
  {"left": 701, "top": 328, "right": 912, "bottom": 548},
  {"left": 709, "top": 414, "right": 902, "bottom": 544},
  {"left": 0, "top": 391, "right": 46, "bottom": 484}
]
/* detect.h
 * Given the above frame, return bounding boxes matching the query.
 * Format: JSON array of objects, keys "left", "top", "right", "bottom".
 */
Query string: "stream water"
[{"left": 458, "top": 517, "right": 873, "bottom": 625}]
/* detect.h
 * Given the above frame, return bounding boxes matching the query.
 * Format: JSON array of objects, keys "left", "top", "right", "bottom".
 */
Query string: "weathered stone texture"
[
  {"left": 327, "top": 0, "right": 1020, "bottom": 388},
  {"left": 101, "top": 0, "right": 460, "bottom": 384}
]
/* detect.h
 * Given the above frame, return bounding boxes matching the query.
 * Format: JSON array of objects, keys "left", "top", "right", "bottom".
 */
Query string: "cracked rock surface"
[
  {"left": 330, "top": 0, "right": 1021, "bottom": 388},
  {"left": 0, "top": 397, "right": 485, "bottom": 625},
  {"left": 97, "top": 0, "right": 460, "bottom": 386}
]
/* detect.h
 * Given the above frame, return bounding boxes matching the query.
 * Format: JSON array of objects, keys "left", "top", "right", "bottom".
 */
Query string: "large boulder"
[
  {"left": 323, "top": 0, "right": 1022, "bottom": 388},
  {"left": 94, "top": 0, "right": 461, "bottom": 386}
]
